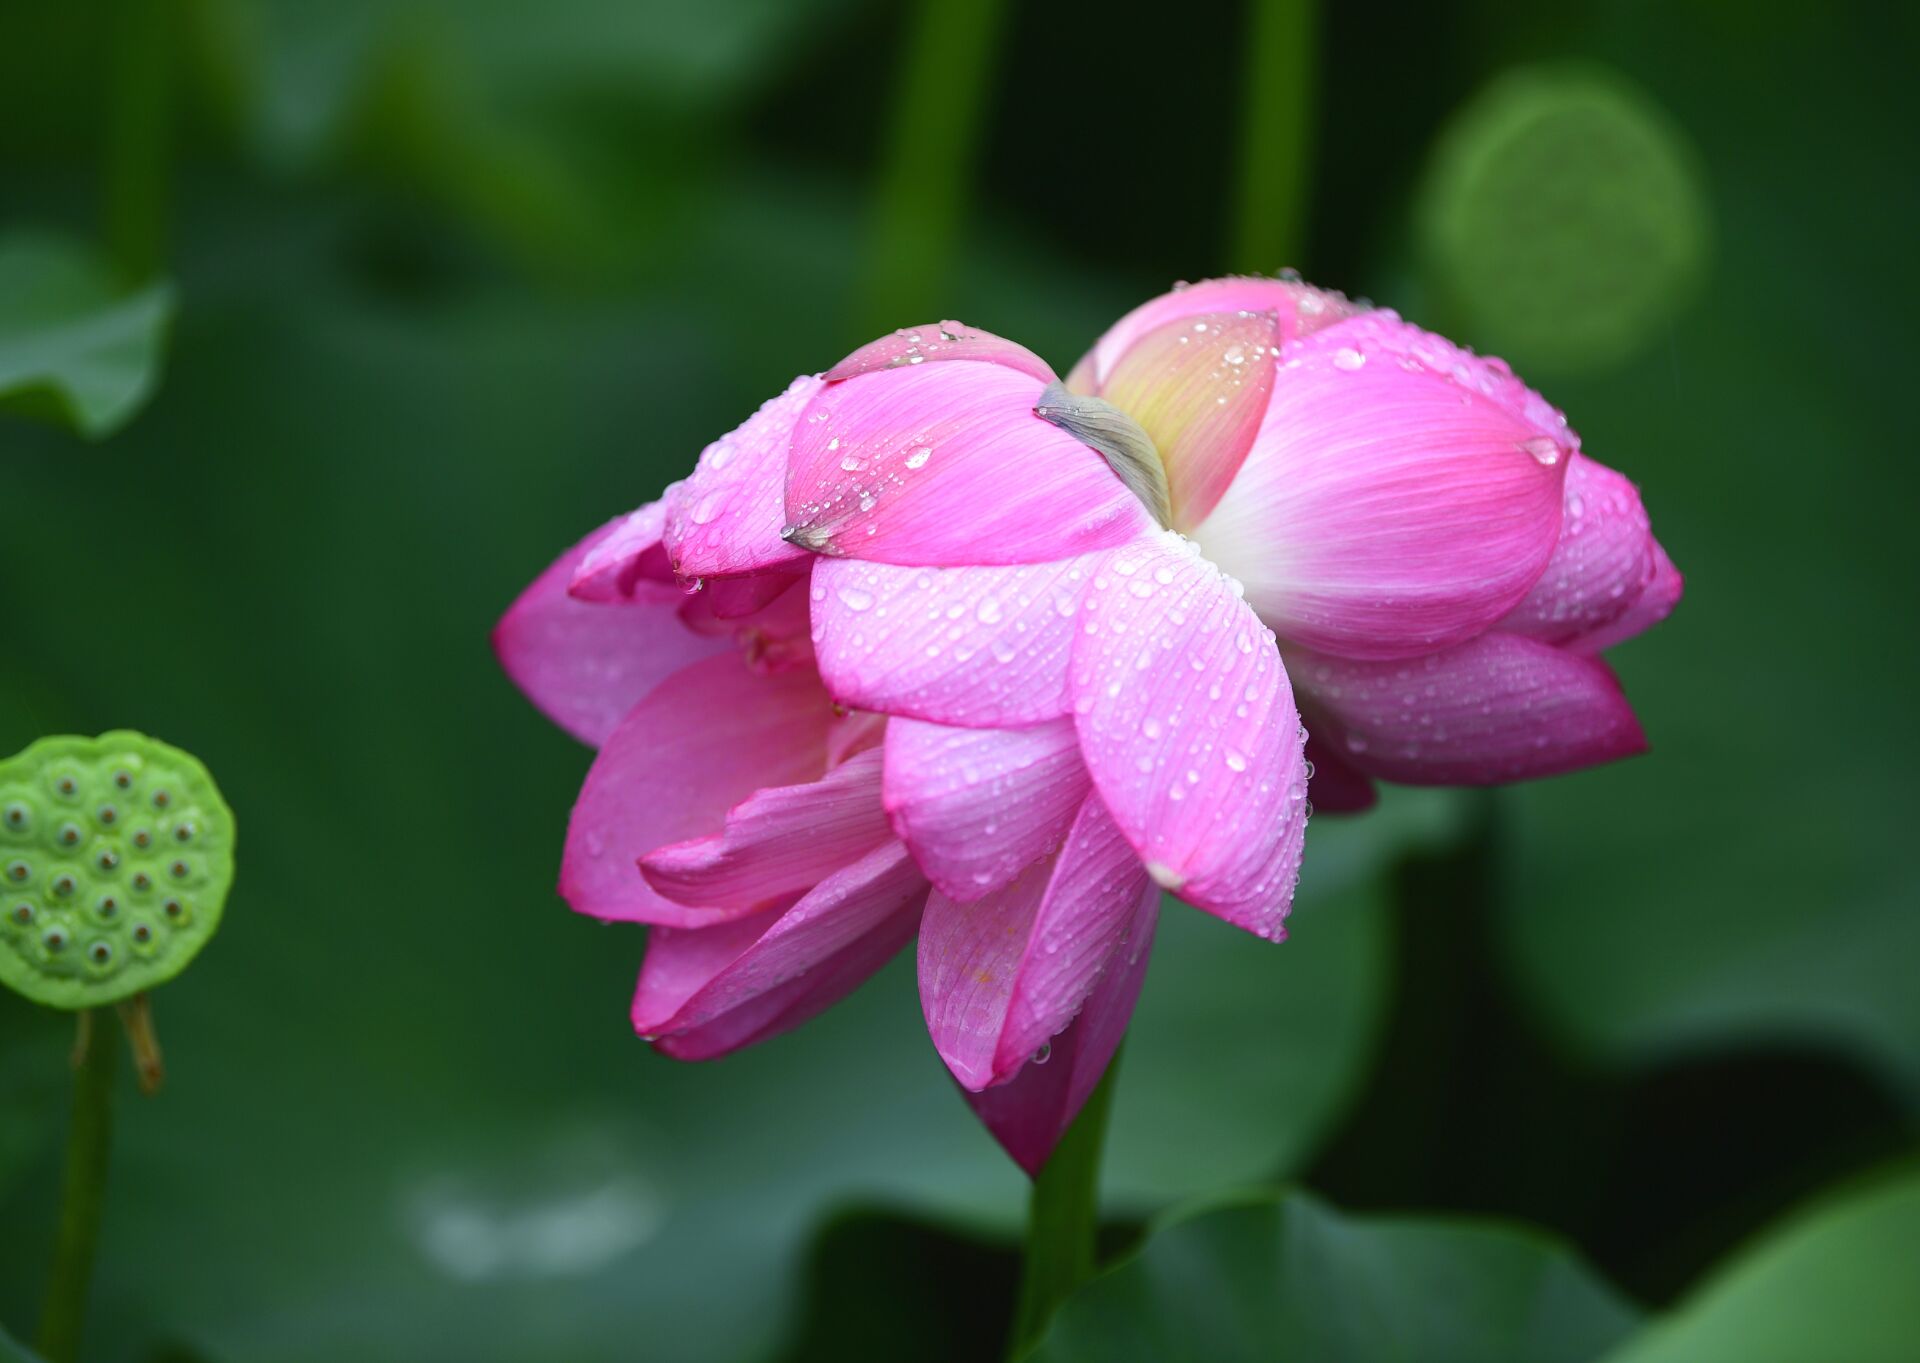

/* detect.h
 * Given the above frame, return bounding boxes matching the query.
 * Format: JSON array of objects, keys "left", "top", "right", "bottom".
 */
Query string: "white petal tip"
[{"left": 1145, "top": 861, "right": 1185, "bottom": 891}]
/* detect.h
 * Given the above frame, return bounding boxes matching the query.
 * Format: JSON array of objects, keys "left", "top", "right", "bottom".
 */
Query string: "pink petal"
[
  {"left": 1304, "top": 733, "right": 1377, "bottom": 814},
  {"left": 678, "top": 571, "right": 817, "bottom": 674},
  {"left": 1287, "top": 632, "right": 1649, "bottom": 785},
  {"left": 567, "top": 500, "right": 676, "bottom": 602},
  {"left": 825, "top": 708, "right": 889, "bottom": 767},
  {"left": 962, "top": 881, "right": 1159, "bottom": 1177},
  {"left": 696, "top": 566, "right": 807, "bottom": 620},
  {"left": 920, "top": 796, "right": 1150, "bottom": 1091},
  {"left": 640, "top": 748, "right": 894, "bottom": 912},
  {"left": 635, "top": 840, "right": 927, "bottom": 1059},
  {"left": 493, "top": 518, "right": 733, "bottom": 747},
  {"left": 1097, "top": 310, "right": 1278, "bottom": 532},
  {"left": 883, "top": 718, "right": 1090, "bottom": 902},
  {"left": 1498, "top": 455, "right": 1656, "bottom": 646},
  {"left": 1068, "top": 275, "right": 1357, "bottom": 392},
  {"left": 560, "top": 652, "right": 834, "bottom": 926},
  {"left": 807, "top": 556, "right": 1094, "bottom": 727},
  {"left": 782, "top": 361, "right": 1151, "bottom": 565},
  {"left": 662, "top": 375, "right": 821, "bottom": 580},
  {"left": 1069, "top": 533, "right": 1308, "bottom": 941},
  {"left": 1194, "top": 311, "right": 1571, "bottom": 661},
  {"left": 1567, "top": 537, "right": 1684, "bottom": 655},
  {"left": 824, "top": 321, "right": 1056, "bottom": 386}
]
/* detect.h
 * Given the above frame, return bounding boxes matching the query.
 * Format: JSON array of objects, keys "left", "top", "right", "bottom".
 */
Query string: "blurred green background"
[{"left": 2, "top": 1, "right": 1916, "bottom": 1359}]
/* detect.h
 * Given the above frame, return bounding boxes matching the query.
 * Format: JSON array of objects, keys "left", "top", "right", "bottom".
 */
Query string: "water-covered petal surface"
[
  {"left": 1069, "top": 532, "right": 1308, "bottom": 941},
  {"left": 808, "top": 556, "right": 1094, "bottom": 727},
  {"left": 918, "top": 795, "right": 1149, "bottom": 1090},
  {"left": 662, "top": 375, "right": 821, "bottom": 579},
  {"left": 1196, "top": 312, "right": 1570, "bottom": 660},
  {"left": 883, "top": 718, "right": 1090, "bottom": 902},
  {"left": 783, "top": 361, "right": 1150, "bottom": 564},
  {"left": 1288, "top": 632, "right": 1648, "bottom": 784}
]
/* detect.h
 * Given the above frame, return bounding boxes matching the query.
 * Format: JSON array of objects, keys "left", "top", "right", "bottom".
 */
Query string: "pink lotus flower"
[{"left": 495, "top": 276, "right": 1680, "bottom": 1174}]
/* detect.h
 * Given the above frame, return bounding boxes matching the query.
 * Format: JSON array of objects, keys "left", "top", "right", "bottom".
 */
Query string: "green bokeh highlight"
[{"left": 1417, "top": 63, "right": 1710, "bottom": 373}]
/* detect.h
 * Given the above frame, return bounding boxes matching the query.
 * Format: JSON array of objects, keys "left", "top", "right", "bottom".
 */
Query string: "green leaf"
[
  {"left": 1598, "top": 1168, "right": 1920, "bottom": 1363},
  {"left": 0, "top": 233, "right": 174, "bottom": 439},
  {"left": 1028, "top": 1189, "right": 1641, "bottom": 1363}
]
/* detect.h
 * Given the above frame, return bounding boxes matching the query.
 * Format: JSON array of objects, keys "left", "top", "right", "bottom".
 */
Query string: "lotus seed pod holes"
[{"left": 0, "top": 732, "right": 234, "bottom": 1009}]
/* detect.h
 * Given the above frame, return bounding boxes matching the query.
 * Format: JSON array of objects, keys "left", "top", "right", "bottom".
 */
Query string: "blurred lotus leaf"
[
  {"left": 0, "top": 233, "right": 173, "bottom": 439},
  {"left": 1417, "top": 63, "right": 1709, "bottom": 373},
  {"left": 1597, "top": 1167, "right": 1920, "bottom": 1363},
  {"left": 1028, "top": 1188, "right": 1642, "bottom": 1362}
]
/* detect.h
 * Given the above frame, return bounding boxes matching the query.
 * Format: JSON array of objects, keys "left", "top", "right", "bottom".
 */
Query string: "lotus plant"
[{"left": 494, "top": 275, "right": 1680, "bottom": 1174}]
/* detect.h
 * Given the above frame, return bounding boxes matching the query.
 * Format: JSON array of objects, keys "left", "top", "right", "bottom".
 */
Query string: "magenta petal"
[
  {"left": 1304, "top": 734, "right": 1378, "bottom": 814},
  {"left": 1498, "top": 455, "right": 1657, "bottom": 646},
  {"left": 808, "top": 557, "right": 1093, "bottom": 727},
  {"left": 662, "top": 375, "right": 822, "bottom": 580},
  {"left": 824, "top": 321, "right": 1057, "bottom": 386},
  {"left": 697, "top": 567, "right": 807, "bottom": 620},
  {"left": 641, "top": 749, "right": 894, "bottom": 912},
  {"left": 636, "top": 840, "right": 927, "bottom": 1059},
  {"left": 884, "top": 717, "right": 1090, "bottom": 902},
  {"left": 1070, "top": 534, "right": 1308, "bottom": 941},
  {"left": 920, "top": 795, "right": 1150, "bottom": 1091},
  {"left": 1070, "top": 275, "right": 1357, "bottom": 392},
  {"left": 493, "top": 517, "right": 734, "bottom": 747},
  {"left": 560, "top": 652, "right": 834, "bottom": 925},
  {"left": 1195, "top": 312, "right": 1571, "bottom": 661},
  {"left": 962, "top": 880, "right": 1159, "bottom": 1177},
  {"left": 783, "top": 362, "right": 1151, "bottom": 565},
  {"left": 1288, "top": 632, "right": 1649, "bottom": 785},
  {"left": 568, "top": 500, "right": 676, "bottom": 602},
  {"left": 1567, "top": 537, "right": 1684, "bottom": 655}
]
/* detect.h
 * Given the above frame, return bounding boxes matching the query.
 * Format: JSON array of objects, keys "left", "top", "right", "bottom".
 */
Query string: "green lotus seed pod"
[
  {"left": 0, "top": 731, "right": 233, "bottom": 1010},
  {"left": 1417, "top": 62, "right": 1711, "bottom": 374}
]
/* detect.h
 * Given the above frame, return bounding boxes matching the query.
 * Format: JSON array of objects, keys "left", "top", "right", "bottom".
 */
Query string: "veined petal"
[
  {"left": 808, "top": 557, "right": 1094, "bottom": 727},
  {"left": 1566, "top": 537, "right": 1683, "bottom": 655},
  {"left": 560, "top": 652, "right": 834, "bottom": 926},
  {"left": 493, "top": 517, "right": 732, "bottom": 747},
  {"left": 962, "top": 881, "right": 1158, "bottom": 1177},
  {"left": 1287, "top": 632, "right": 1648, "bottom": 785},
  {"left": 1498, "top": 454, "right": 1656, "bottom": 646},
  {"left": 884, "top": 717, "right": 1090, "bottom": 903},
  {"left": 641, "top": 749, "right": 894, "bottom": 912},
  {"left": 1068, "top": 275, "right": 1357, "bottom": 393},
  {"left": 824, "top": 321, "right": 1056, "bottom": 385},
  {"left": 1098, "top": 310, "right": 1279, "bottom": 531},
  {"left": 919, "top": 796, "right": 1151, "bottom": 1091},
  {"left": 782, "top": 361, "right": 1151, "bottom": 565},
  {"left": 1070, "top": 532, "right": 1308, "bottom": 941},
  {"left": 635, "top": 840, "right": 927, "bottom": 1059},
  {"left": 1195, "top": 312, "right": 1570, "bottom": 660},
  {"left": 568, "top": 500, "right": 675, "bottom": 602},
  {"left": 662, "top": 375, "right": 821, "bottom": 580}
]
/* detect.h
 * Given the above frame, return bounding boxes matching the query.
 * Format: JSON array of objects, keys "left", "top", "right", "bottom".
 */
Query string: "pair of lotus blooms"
[{"left": 496, "top": 276, "right": 1681, "bottom": 1174}]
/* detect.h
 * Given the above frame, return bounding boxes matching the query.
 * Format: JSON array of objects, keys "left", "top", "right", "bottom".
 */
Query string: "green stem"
[
  {"left": 1228, "top": 0, "right": 1319, "bottom": 272},
  {"left": 858, "top": 0, "right": 1012, "bottom": 336},
  {"left": 1007, "top": 1050, "right": 1122, "bottom": 1359},
  {"left": 104, "top": 0, "right": 172, "bottom": 282},
  {"left": 37, "top": 1013, "right": 116, "bottom": 1363}
]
